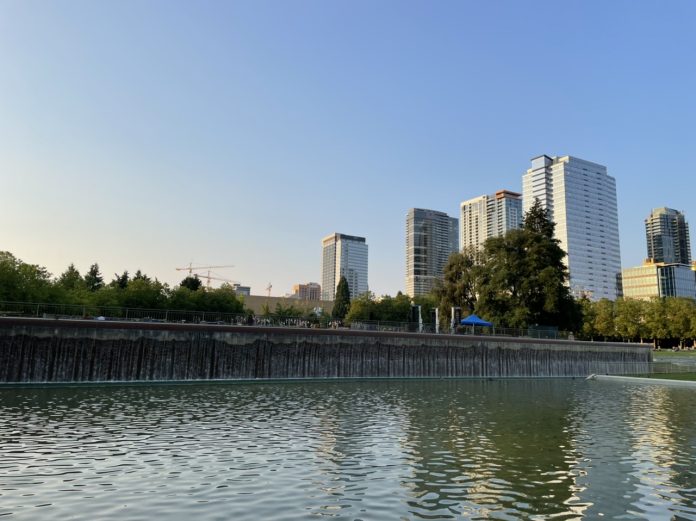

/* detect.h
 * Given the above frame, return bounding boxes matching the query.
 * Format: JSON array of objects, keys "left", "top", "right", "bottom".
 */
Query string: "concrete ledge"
[{"left": 588, "top": 374, "right": 696, "bottom": 388}]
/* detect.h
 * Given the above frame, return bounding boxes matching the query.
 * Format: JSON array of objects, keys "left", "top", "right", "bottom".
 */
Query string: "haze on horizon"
[{"left": 1, "top": 1, "right": 695, "bottom": 297}]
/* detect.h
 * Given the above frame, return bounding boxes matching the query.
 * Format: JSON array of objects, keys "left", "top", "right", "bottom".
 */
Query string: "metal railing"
[{"left": 0, "top": 300, "right": 574, "bottom": 340}]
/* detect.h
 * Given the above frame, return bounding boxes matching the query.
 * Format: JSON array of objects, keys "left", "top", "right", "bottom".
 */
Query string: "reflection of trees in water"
[
  {"left": 567, "top": 382, "right": 696, "bottom": 519},
  {"left": 393, "top": 380, "right": 582, "bottom": 519},
  {"left": 8, "top": 380, "right": 696, "bottom": 520},
  {"left": 658, "top": 388, "right": 696, "bottom": 501}
]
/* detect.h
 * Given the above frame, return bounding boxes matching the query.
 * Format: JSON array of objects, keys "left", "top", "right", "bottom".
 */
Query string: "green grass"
[
  {"left": 652, "top": 350, "right": 696, "bottom": 359},
  {"left": 636, "top": 372, "right": 696, "bottom": 381}
]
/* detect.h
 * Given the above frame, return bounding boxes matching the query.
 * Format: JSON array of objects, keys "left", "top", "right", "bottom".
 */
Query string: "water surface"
[{"left": 1, "top": 379, "right": 696, "bottom": 520}]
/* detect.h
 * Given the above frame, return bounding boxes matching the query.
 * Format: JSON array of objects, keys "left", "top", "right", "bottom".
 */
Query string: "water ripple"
[{"left": 1, "top": 380, "right": 696, "bottom": 519}]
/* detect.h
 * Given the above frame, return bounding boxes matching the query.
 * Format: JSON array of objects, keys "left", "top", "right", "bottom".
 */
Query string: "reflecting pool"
[{"left": 1, "top": 379, "right": 696, "bottom": 520}]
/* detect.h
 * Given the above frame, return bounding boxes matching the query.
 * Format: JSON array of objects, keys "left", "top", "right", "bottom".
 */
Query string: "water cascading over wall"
[{"left": 0, "top": 319, "right": 651, "bottom": 383}]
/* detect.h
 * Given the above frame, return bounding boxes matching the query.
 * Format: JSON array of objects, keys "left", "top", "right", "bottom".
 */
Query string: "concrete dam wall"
[{"left": 0, "top": 318, "right": 651, "bottom": 383}]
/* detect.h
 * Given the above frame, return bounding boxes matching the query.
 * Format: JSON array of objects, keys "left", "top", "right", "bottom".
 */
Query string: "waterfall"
[{"left": 0, "top": 320, "right": 652, "bottom": 383}]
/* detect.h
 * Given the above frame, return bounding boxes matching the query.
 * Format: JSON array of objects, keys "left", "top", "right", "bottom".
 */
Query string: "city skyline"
[{"left": 1, "top": 2, "right": 695, "bottom": 297}]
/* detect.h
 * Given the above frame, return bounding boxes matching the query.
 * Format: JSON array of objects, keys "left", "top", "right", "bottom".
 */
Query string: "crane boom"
[{"left": 175, "top": 263, "right": 235, "bottom": 274}]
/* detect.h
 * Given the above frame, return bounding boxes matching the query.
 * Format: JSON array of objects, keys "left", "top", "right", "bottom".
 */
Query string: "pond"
[{"left": 1, "top": 379, "right": 695, "bottom": 520}]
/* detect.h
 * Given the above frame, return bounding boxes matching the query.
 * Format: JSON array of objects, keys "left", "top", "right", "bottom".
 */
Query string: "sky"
[{"left": 1, "top": 1, "right": 695, "bottom": 297}]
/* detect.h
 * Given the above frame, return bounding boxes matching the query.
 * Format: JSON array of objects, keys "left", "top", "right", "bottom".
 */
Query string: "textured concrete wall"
[{"left": 0, "top": 318, "right": 651, "bottom": 383}]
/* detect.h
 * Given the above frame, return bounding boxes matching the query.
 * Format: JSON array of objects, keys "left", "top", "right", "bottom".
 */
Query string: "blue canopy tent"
[
  {"left": 460, "top": 314, "right": 493, "bottom": 327},
  {"left": 460, "top": 314, "right": 493, "bottom": 334}
]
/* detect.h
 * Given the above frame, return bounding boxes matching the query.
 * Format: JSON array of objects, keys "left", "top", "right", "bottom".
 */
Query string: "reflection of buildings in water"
[
  {"left": 566, "top": 383, "right": 696, "bottom": 519},
  {"left": 304, "top": 384, "right": 414, "bottom": 516},
  {"left": 394, "top": 380, "right": 583, "bottom": 519},
  {"left": 624, "top": 386, "right": 696, "bottom": 517}
]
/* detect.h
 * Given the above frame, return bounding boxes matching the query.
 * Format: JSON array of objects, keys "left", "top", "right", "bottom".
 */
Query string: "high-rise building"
[
  {"left": 321, "top": 233, "right": 368, "bottom": 301},
  {"left": 622, "top": 260, "right": 696, "bottom": 300},
  {"left": 405, "top": 208, "right": 459, "bottom": 297},
  {"left": 459, "top": 190, "right": 522, "bottom": 250},
  {"left": 645, "top": 207, "right": 691, "bottom": 265},
  {"left": 231, "top": 283, "right": 251, "bottom": 297},
  {"left": 292, "top": 282, "right": 321, "bottom": 301},
  {"left": 522, "top": 155, "right": 621, "bottom": 300}
]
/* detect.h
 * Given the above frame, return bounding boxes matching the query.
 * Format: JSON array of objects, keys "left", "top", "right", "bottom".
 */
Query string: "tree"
[
  {"left": 413, "top": 293, "right": 439, "bottom": 325},
  {"left": 332, "top": 276, "right": 351, "bottom": 320},
  {"left": 376, "top": 292, "right": 412, "bottom": 322},
  {"left": 578, "top": 297, "right": 597, "bottom": 340},
  {"left": 665, "top": 298, "right": 693, "bottom": 348},
  {"left": 133, "top": 269, "right": 151, "bottom": 282},
  {"left": 644, "top": 298, "right": 668, "bottom": 347},
  {"left": 615, "top": 298, "right": 646, "bottom": 341},
  {"left": 345, "top": 292, "right": 376, "bottom": 322},
  {"left": 84, "top": 263, "right": 104, "bottom": 292},
  {"left": 436, "top": 201, "right": 581, "bottom": 331},
  {"left": 57, "top": 264, "right": 84, "bottom": 291},
  {"left": 434, "top": 247, "right": 482, "bottom": 324},
  {"left": 593, "top": 299, "right": 616, "bottom": 340},
  {"left": 480, "top": 207, "right": 578, "bottom": 330},
  {"left": 110, "top": 270, "right": 129, "bottom": 289},
  {"left": 180, "top": 275, "right": 203, "bottom": 291},
  {"left": 523, "top": 198, "right": 555, "bottom": 238},
  {"left": 0, "top": 251, "right": 56, "bottom": 302}
]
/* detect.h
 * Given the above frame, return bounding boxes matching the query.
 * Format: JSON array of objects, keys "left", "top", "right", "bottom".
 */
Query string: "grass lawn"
[
  {"left": 652, "top": 350, "right": 696, "bottom": 359},
  {"left": 635, "top": 372, "right": 696, "bottom": 381}
]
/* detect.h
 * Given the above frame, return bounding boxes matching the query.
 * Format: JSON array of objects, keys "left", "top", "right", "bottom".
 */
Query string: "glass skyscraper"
[
  {"left": 645, "top": 207, "right": 691, "bottom": 265},
  {"left": 321, "top": 233, "right": 368, "bottom": 301},
  {"left": 405, "top": 208, "right": 459, "bottom": 297},
  {"left": 522, "top": 155, "right": 621, "bottom": 300}
]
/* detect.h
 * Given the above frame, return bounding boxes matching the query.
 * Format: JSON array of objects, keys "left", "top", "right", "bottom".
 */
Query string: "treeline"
[
  {"left": 0, "top": 251, "right": 245, "bottom": 314},
  {"left": 579, "top": 297, "right": 696, "bottom": 347},
  {"left": 345, "top": 292, "right": 438, "bottom": 324}
]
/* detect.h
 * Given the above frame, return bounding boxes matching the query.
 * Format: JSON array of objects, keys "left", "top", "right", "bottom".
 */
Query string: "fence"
[{"left": 0, "top": 300, "right": 572, "bottom": 341}]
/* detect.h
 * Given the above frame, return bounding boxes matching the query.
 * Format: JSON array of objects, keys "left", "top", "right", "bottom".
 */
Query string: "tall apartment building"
[
  {"left": 405, "top": 208, "right": 459, "bottom": 297},
  {"left": 645, "top": 207, "right": 691, "bottom": 264},
  {"left": 321, "top": 233, "right": 368, "bottom": 301},
  {"left": 459, "top": 190, "right": 522, "bottom": 250},
  {"left": 292, "top": 282, "right": 321, "bottom": 301},
  {"left": 522, "top": 155, "right": 621, "bottom": 300}
]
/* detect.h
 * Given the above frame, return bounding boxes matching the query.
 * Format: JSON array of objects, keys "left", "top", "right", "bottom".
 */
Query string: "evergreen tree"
[
  {"left": 57, "top": 263, "right": 84, "bottom": 291},
  {"left": 84, "top": 263, "right": 104, "bottom": 292},
  {"left": 111, "top": 270, "right": 129, "bottom": 289},
  {"left": 180, "top": 275, "right": 203, "bottom": 291},
  {"left": 332, "top": 276, "right": 351, "bottom": 320},
  {"left": 438, "top": 203, "right": 581, "bottom": 331},
  {"left": 523, "top": 198, "right": 555, "bottom": 238},
  {"left": 133, "top": 269, "right": 151, "bottom": 282}
]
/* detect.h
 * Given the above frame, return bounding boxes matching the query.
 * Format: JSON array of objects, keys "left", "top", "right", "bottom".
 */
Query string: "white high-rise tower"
[
  {"left": 459, "top": 190, "right": 522, "bottom": 250},
  {"left": 522, "top": 155, "right": 621, "bottom": 300}
]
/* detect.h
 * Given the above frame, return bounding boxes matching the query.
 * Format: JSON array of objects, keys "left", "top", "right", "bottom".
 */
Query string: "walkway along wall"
[{"left": 0, "top": 318, "right": 651, "bottom": 383}]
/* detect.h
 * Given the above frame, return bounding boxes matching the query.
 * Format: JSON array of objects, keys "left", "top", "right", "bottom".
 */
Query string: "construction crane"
[
  {"left": 176, "top": 263, "right": 235, "bottom": 275},
  {"left": 266, "top": 283, "right": 272, "bottom": 297},
  {"left": 196, "top": 271, "right": 240, "bottom": 289}
]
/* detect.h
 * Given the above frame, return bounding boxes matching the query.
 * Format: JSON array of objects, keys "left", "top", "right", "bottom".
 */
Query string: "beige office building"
[{"left": 622, "top": 260, "right": 696, "bottom": 300}]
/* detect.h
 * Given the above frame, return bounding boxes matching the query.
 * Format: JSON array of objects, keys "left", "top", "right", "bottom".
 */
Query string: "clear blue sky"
[{"left": 1, "top": 1, "right": 695, "bottom": 296}]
